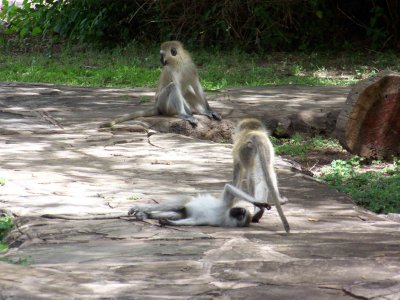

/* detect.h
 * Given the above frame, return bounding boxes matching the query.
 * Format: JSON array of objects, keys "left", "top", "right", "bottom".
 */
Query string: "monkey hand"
[
  {"left": 158, "top": 218, "right": 173, "bottom": 227},
  {"left": 128, "top": 207, "right": 148, "bottom": 220},
  {"left": 255, "top": 202, "right": 271, "bottom": 210}
]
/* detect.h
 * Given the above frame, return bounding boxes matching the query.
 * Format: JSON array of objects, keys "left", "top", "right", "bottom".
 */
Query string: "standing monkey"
[
  {"left": 99, "top": 41, "right": 221, "bottom": 128},
  {"left": 232, "top": 118, "right": 290, "bottom": 233}
]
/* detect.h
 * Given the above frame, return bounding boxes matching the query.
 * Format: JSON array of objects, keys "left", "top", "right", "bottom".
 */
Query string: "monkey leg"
[
  {"left": 177, "top": 114, "right": 198, "bottom": 126},
  {"left": 147, "top": 211, "right": 184, "bottom": 220},
  {"left": 159, "top": 217, "right": 198, "bottom": 226},
  {"left": 196, "top": 110, "right": 220, "bottom": 121},
  {"left": 191, "top": 106, "right": 221, "bottom": 121},
  {"left": 158, "top": 82, "right": 198, "bottom": 126}
]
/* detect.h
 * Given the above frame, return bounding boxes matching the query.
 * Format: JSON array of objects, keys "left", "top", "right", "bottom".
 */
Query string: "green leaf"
[
  {"left": 32, "top": 26, "right": 42, "bottom": 36},
  {"left": 0, "top": 243, "right": 8, "bottom": 252},
  {"left": 19, "top": 27, "right": 28, "bottom": 38}
]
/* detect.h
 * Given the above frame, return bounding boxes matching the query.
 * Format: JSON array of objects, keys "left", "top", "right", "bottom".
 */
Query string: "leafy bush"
[
  {"left": 1, "top": 0, "right": 399, "bottom": 50},
  {"left": 0, "top": 214, "right": 13, "bottom": 252},
  {"left": 0, "top": 215, "right": 12, "bottom": 240}
]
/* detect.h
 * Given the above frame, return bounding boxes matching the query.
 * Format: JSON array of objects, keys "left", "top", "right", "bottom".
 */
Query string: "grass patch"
[
  {"left": 0, "top": 46, "right": 160, "bottom": 88},
  {"left": 319, "top": 157, "right": 400, "bottom": 214},
  {"left": 271, "top": 134, "right": 343, "bottom": 160},
  {"left": 271, "top": 135, "right": 399, "bottom": 214},
  {"left": 0, "top": 214, "right": 13, "bottom": 252},
  {"left": 1, "top": 44, "right": 399, "bottom": 89},
  {"left": 0, "top": 257, "right": 33, "bottom": 265}
]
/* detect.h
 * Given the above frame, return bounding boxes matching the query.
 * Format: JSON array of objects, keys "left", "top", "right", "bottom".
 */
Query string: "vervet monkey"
[
  {"left": 232, "top": 118, "right": 290, "bottom": 233},
  {"left": 99, "top": 41, "right": 221, "bottom": 128},
  {"left": 128, "top": 184, "right": 271, "bottom": 227},
  {"left": 42, "top": 184, "right": 270, "bottom": 224}
]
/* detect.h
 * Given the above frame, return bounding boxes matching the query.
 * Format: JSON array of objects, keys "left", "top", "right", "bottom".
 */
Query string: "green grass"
[
  {"left": 271, "top": 135, "right": 399, "bottom": 214},
  {"left": 0, "top": 214, "right": 13, "bottom": 252},
  {"left": 0, "top": 257, "right": 33, "bottom": 265},
  {"left": 1, "top": 43, "right": 399, "bottom": 89},
  {"left": 271, "top": 134, "right": 343, "bottom": 160},
  {"left": 319, "top": 157, "right": 400, "bottom": 214}
]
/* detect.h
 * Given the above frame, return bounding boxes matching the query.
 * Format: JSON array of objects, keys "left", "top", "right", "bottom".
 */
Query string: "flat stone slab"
[{"left": 0, "top": 83, "right": 399, "bottom": 299}]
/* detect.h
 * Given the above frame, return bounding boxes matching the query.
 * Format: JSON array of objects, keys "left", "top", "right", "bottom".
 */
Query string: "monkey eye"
[{"left": 171, "top": 47, "right": 177, "bottom": 56}]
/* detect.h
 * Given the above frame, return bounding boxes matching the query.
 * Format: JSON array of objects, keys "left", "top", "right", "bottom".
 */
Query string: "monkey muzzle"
[{"left": 160, "top": 53, "right": 167, "bottom": 66}]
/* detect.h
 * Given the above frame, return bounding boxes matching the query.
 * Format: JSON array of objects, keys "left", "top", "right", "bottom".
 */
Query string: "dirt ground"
[{"left": 1, "top": 83, "right": 399, "bottom": 299}]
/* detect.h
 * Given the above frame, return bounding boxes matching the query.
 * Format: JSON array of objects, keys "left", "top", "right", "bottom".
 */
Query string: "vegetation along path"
[{"left": 0, "top": 83, "right": 399, "bottom": 299}]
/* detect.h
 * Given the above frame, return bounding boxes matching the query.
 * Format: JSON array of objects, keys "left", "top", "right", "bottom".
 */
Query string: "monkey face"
[
  {"left": 229, "top": 207, "right": 251, "bottom": 227},
  {"left": 159, "top": 41, "right": 185, "bottom": 67},
  {"left": 159, "top": 48, "right": 177, "bottom": 66}
]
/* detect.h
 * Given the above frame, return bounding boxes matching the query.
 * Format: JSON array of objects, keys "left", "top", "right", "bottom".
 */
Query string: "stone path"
[{"left": 0, "top": 83, "right": 399, "bottom": 299}]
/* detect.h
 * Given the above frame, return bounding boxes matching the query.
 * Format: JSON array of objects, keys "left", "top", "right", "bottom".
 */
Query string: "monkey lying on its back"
[{"left": 129, "top": 184, "right": 271, "bottom": 227}]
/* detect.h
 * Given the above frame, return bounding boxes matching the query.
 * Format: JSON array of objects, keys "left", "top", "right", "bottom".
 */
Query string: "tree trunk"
[{"left": 335, "top": 71, "right": 400, "bottom": 159}]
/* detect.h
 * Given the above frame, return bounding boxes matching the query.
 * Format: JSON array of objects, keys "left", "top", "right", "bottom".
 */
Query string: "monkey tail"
[
  {"left": 99, "top": 107, "right": 159, "bottom": 128},
  {"left": 253, "top": 135, "right": 290, "bottom": 233}
]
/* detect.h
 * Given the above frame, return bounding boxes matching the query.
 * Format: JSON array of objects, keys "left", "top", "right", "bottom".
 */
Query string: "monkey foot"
[
  {"left": 158, "top": 218, "right": 172, "bottom": 226},
  {"left": 211, "top": 111, "right": 222, "bottom": 121}
]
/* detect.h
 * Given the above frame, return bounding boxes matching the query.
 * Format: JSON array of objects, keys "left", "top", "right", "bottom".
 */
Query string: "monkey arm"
[{"left": 223, "top": 184, "right": 270, "bottom": 209}]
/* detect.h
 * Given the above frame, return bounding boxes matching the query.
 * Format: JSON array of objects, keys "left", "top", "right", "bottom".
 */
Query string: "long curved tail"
[
  {"left": 99, "top": 107, "right": 159, "bottom": 128},
  {"left": 255, "top": 136, "right": 290, "bottom": 233}
]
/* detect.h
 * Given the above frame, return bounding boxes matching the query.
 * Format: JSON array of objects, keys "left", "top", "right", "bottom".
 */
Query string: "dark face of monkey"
[
  {"left": 229, "top": 207, "right": 247, "bottom": 221},
  {"left": 229, "top": 207, "right": 252, "bottom": 227}
]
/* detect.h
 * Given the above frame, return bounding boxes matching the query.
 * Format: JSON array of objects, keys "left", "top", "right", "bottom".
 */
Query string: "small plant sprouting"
[{"left": 127, "top": 194, "right": 141, "bottom": 201}]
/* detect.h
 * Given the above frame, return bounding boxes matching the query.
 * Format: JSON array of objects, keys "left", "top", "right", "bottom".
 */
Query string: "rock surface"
[{"left": 1, "top": 83, "right": 399, "bottom": 299}]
